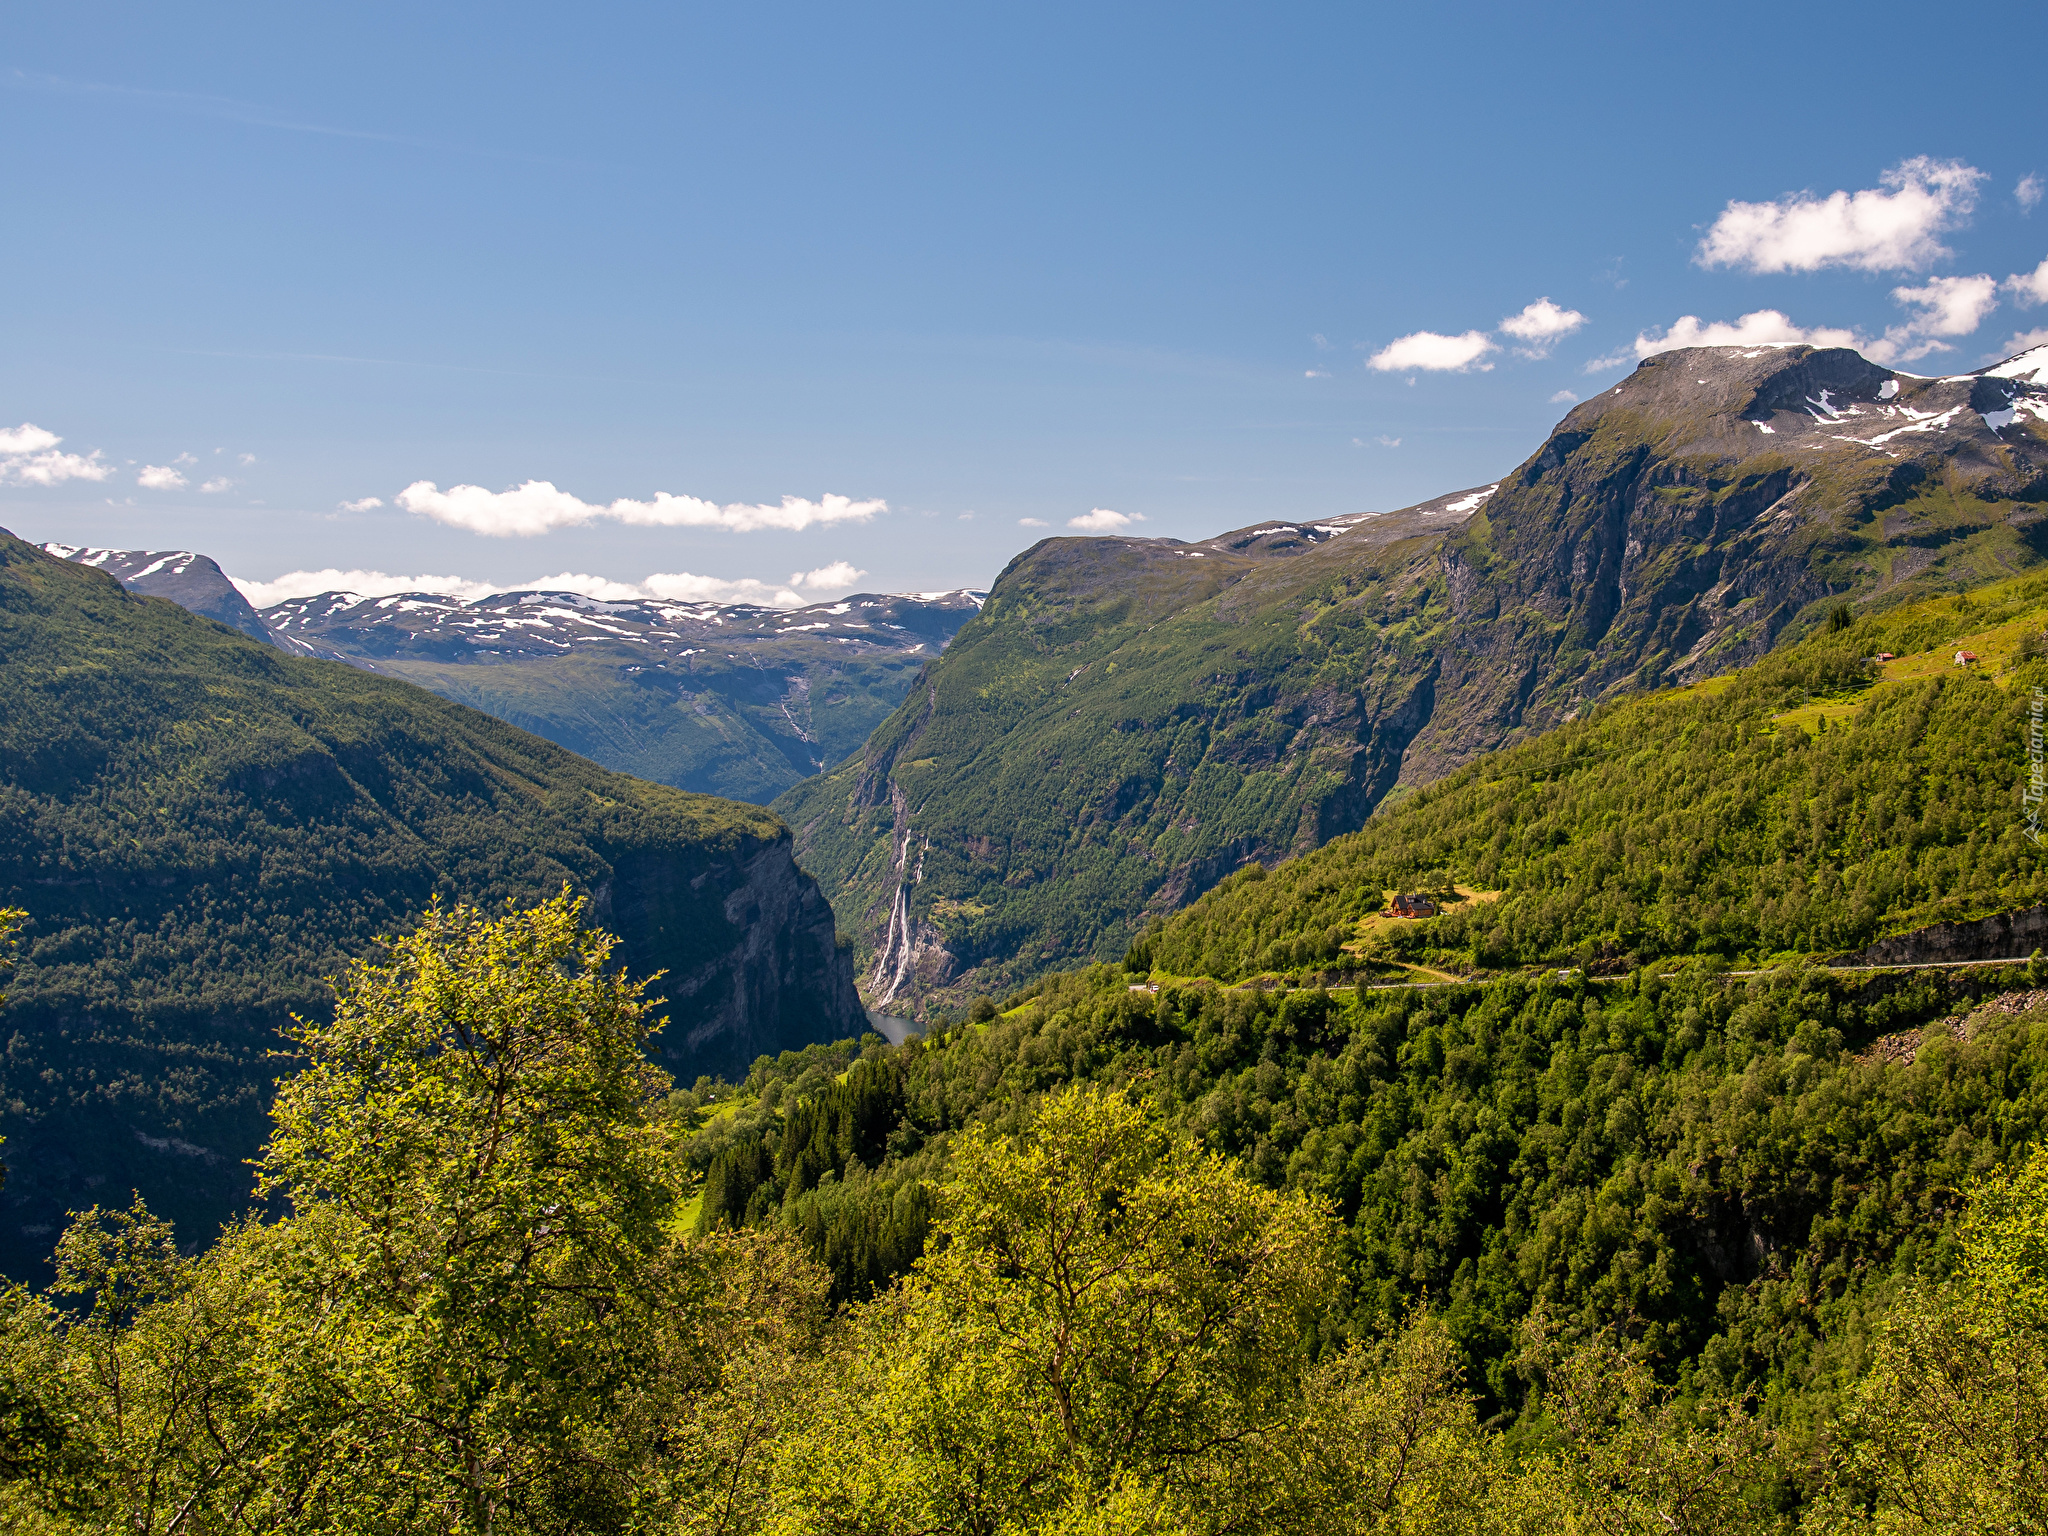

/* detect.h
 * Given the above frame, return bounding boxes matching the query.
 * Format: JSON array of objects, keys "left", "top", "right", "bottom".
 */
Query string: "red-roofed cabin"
[
  {"left": 1954, "top": 650, "right": 1979, "bottom": 666},
  {"left": 1388, "top": 892, "right": 1437, "bottom": 919}
]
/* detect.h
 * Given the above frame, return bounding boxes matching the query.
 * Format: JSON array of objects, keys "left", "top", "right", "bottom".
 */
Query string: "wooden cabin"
[{"left": 1387, "top": 892, "right": 1437, "bottom": 919}]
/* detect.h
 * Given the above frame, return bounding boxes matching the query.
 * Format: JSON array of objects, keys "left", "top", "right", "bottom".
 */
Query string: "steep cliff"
[
  {"left": 773, "top": 343, "right": 2048, "bottom": 1010},
  {"left": 0, "top": 532, "right": 862, "bottom": 1276}
]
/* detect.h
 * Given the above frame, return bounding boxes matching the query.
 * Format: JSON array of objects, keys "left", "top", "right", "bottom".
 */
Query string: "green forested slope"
[
  {"left": 0, "top": 533, "right": 860, "bottom": 1278},
  {"left": 362, "top": 646, "right": 935, "bottom": 803},
  {"left": 642, "top": 944, "right": 2048, "bottom": 1510},
  {"left": 1139, "top": 576, "right": 2048, "bottom": 982},
  {"left": 689, "top": 568, "right": 2048, "bottom": 1469},
  {"left": 777, "top": 345, "right": 2048, "bottom": 1014},
  {"left": 12, "top": 896, "right": 2046, "bottom": 1532}
]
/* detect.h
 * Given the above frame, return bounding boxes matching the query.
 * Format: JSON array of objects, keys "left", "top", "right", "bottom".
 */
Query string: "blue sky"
[{"left": 4, "top": 1, "right": 2045, "bottom": 606}]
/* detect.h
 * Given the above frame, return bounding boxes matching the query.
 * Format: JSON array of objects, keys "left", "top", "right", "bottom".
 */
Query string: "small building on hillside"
[
  {"left": 1955, "top": 650, "right": 1979, "bottom": 667},
  {"left": 1386, "top": 892, "right": 1438, "bottom": 919}
]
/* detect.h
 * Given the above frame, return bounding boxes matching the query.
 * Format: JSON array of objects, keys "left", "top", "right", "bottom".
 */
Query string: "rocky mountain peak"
[{"left": 41, "top": 543, "right": 276, "bottom": 644}]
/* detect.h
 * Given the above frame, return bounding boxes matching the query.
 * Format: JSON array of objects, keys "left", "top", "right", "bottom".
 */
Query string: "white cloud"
[
  {"left": 1367, "top": 330, "right": 1495, "bottom": 373},
  {"left": 173, "top": 452, "right": 197, "bottom": 466},
  {"left": 232, "top": 563, "right": 866, "bottom": 612},
  {"left": 199, "top": 477, "right": 234, "bottom": 493},
  {"left": 1499, "top": 298, "right": 1587, "bottom": 357},
  {"left": 521, "top": 572, "right": 661, "bottom": 602},
  {"left": 1068, "top": 508, "right": 1144, "bottom": 532},
  {"left": 790, "top": 560, "right": 866, "bottom": 590},
  {"left": 1377, "top": 435, "right": 1402, "bottom": 448},
  {"left": 137, "top": 464, "right": 188, "bottom": 490},
  {"left": 1304, "top": 369, "right": 1330, "bottom": 378},
  {"left": 1311, "top": 333, "right": 1333, "bottom": 351},
  {"left": 6, "top": 450, "right": 110, "bottom": 485},
  {"left": 1628, "top": 309, "right": 1861, "bottom": 361},
  {"left": 2009, "top": 256, "right": 2048, "bottom": 307},
  {"left": 1019, "top": 517, "right": 1049, "bottom": 527},
  {"left": 230, "top": 569, "right": 504, "bottom": 607},
  {"left": 1994, "top": 327, "right": 2048, "bottom": 360},
  {"left": 2021, "top": 174, "right": 2044, "bottom": 213},
  {"left": 1867, "top": 273, "right": 2000, "bottom": 363},
  {"left": 1698, "top": 156, "right": 1985, "bottom": 273},
  {"left": 640, "top": 574, "right": 810, "bottom": 606},
  {"left": 513, "top": 565, "right": 864, "bottom": 608},
  {"left": 393, "top": 479, "right": 887, "bottom": 537},
  {"left": 238, "top": 452, "right": 258, "bottom": 465},
  {"left": 0, "top": 424, "right": 60, "bottom": 455},
  {"left": 0, "top": 422, "right": 114, "bottom": 486},
  {"left": 338, "top": 496, "right": 385, "bottom": 512},
  {"left": 1550, "top": 389, "right": 1579, "bottom": 404},
  {"left": 1891, "top": 273, "right": 2000, "bottom": 333}
]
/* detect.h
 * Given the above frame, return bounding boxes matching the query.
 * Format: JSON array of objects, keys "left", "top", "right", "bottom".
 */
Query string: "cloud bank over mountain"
[
  {"left": 392, "top": 480, "right": 887, "bottom": 537},
  {"left": 229, "top": 559, "right": 871, "bottom": 610}
]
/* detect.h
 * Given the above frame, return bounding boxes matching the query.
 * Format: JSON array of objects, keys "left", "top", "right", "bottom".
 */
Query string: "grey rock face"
[
  {"left": 598, "top": 833, "right": 867, "bottom": 1077},
  {"left": 42, "top": 545, "right": 278, "bottom": 644}
]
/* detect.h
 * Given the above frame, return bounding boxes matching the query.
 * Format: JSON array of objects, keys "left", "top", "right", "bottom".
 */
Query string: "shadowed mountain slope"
[
  {"left": 774, "top": 344, "right": 2048, "bottom": 1012},
  {"left": 0, "top": 533, "right": 862, "bottom": 1277}
]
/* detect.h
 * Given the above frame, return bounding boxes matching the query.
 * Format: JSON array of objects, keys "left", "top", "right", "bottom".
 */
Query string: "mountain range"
[
  {"left": 261, "top": 584, "right": 983, "bottom": 802},
  {"left": 773, "top": 343, "right": 2048, "bottom": 1011},
  {"left": 37, "top": 341, "right": 2048, "bottom": 1023}
]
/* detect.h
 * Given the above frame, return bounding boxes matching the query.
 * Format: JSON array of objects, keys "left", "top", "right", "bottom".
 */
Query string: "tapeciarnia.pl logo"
[{"left": 2027, "top": 687, "right": 2045, "bottom": 845}]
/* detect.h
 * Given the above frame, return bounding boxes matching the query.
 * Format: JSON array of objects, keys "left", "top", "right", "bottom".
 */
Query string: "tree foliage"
[
  {"left": 0, "top": 895, "right": 831, "bottom": 1534},
  {"left": 0, "top": 895, "right": 2044, "bottom": 1531},
  {"left": 1828, "top": 1146, "right": 2048, "bottom": 1533}
]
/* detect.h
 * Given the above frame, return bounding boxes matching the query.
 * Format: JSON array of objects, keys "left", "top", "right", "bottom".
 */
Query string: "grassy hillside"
[
  {"left": 1140, "top": 574, "right": 2048, "bottom": 984},
  {"left": 778, "top": 345, "right": 2048, "bottom": 1014},
  {"left": 0, "top": 533, "right": 861, "bottom": 1278}
]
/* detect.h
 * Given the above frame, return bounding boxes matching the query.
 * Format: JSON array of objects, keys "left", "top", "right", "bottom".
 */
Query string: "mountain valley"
[
  {"left": 260, "top": 585, "right": 984, "bottom": 801},
  {"left": 8, "top": 346, "right": 2048, "bottom": 1531}
]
